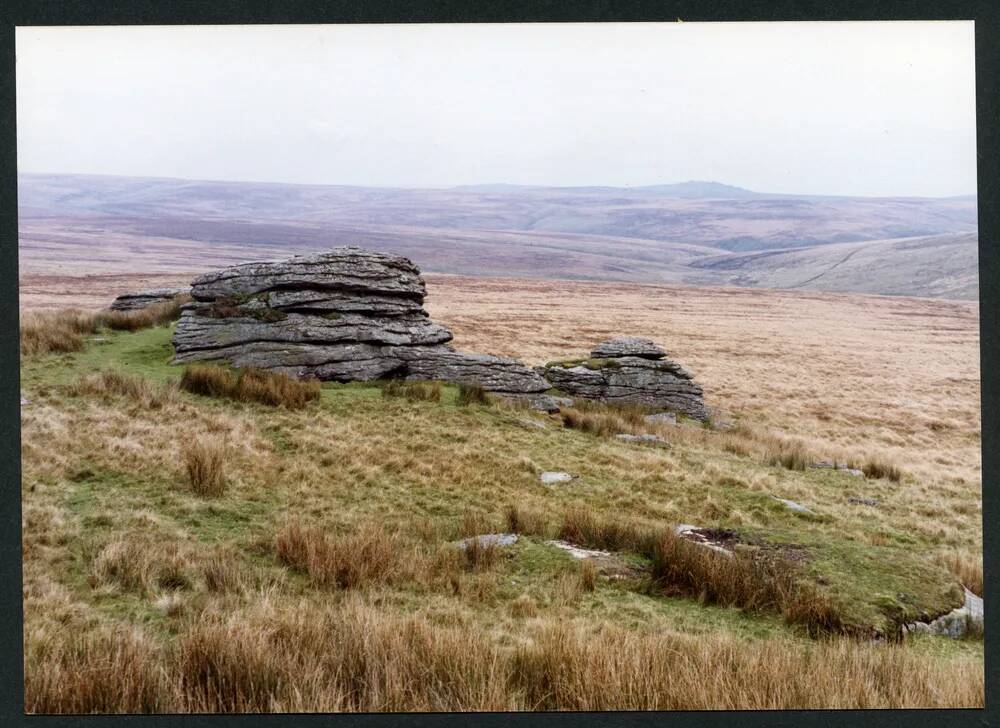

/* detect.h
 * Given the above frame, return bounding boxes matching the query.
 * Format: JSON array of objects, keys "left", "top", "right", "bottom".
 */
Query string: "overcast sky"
[{"left": 15, "top": 22, "right": 977, "bottom": 197}]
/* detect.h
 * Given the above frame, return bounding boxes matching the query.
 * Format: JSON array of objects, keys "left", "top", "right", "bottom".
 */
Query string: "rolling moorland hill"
[{"left": 17, "top": 173, "right": 979, "bottom": 299}]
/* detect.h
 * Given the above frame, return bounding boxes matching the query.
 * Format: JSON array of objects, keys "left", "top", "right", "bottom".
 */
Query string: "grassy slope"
[{"left": 23, "top": 325, "right": 970, "bottom": 632}]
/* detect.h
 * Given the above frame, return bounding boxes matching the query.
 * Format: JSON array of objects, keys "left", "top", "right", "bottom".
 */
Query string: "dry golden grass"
[
  {"left": 423, "top": 274, "right": 980, "bottom": 496},
  {"left": 88, "top": 535, "right": 194, "bottom": 594},
  {"left": 274, "top": 521, "right": 402, "bottom": 589},
  {"left": 935, "top": 549, "right": 983, "bottom": 597},
  {"left": 558, "top": 506, "right": 657, "bottom": 554},
  {"left": 68, "top": 369, "right": 177, "bottom": 409},
  {"left": 182, "top": 438, "right": 227, "bottom": 497},
  {"left": 23, "top": 598, "right": 983, "bottom": 713},
  {"left": 20, "top": 309, "right": 102, "bottom": 356},
  {"left": 504, "top": 503, "right": 549, "bottom": 538},
  {"left": 180, "top": 364, "right": 321, "bottom": 408},
  {"left": 559, "top": 400, "right": 649, "bottom": 437},
  {"left": 20, "top": 296, "right": 187, "bottom": 356}
]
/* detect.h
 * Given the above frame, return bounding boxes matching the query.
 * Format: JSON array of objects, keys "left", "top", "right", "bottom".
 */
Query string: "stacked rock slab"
[
  {"left": 110, "top": 287, "right": 190, "bottom": 312},
  {"left": 171, "top": 247, "right": 548, "bottom": 396},
  {"left": 541, "top": 336, "right": 708, "bottom": 419}
]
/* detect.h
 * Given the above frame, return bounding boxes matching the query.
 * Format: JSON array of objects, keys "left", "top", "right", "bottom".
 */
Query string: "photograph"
[{"left": 15, "top": 20, "right": 984, "bottom": 712}]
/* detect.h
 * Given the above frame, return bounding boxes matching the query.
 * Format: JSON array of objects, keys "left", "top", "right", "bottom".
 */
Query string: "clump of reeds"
[
  {"left": 456, "top": 383, "right": 491, "bottom": 406},
  {"left": 274, "top": 521, "right": 400, "bottom": 589},
  {"left": 179, "top": 364, "right": 320, "bottom": 408},
  {"left": 182, "top": 437, "right": 227, "bottom": 497}
]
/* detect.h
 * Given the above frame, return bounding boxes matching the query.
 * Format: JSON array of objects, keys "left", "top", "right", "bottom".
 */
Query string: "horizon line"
[{"left": 16, "top": 169, "right": 980, "bottom": 201}]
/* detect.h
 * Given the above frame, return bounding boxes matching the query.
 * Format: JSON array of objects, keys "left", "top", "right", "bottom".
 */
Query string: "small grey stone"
[
  {"left": 590, "top": 337, "right": 665, "bottom": 360},
  {"left": 540, "top": 471, "right": 574, "bottom": 485},
  {"left": 20, "top": 396, "right": 29, "bottom": 407},
  {"left": 545, "top": 540, "right": 612, "bottom": 559},
  {"left": 614, "top": 433, "right": 671, "bottom": 448},
  {"left": 516, "top": 417, "right": 547, "bottom": 430},
  {"left": 644, "top": 412, "right": 677, "bottom": 426},
  {"left": 673, "top": 524, "right": 734, "bottom": 557},
  {"left": 771, "top": 496, "right": 815, "bottom": 516},
  {"left": 848, "top": 497, "right": 880, "bottom": 507},
  {"left": 456, "top": 533, "right": 518, "bottom": 550},
  {"left": 499, "top": 393, "right": 565, "bottom": 412},
  {"left": 811, "top": 461, "right": 864, "bottom": 477}
]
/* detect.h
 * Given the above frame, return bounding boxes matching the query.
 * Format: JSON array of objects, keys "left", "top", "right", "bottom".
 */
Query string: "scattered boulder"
[
  {"left": 546, "top": 539, "right": 646, "bottom": 579},
  {"left": 505, "top": 393, "right": 568, "bottom": 413},
  {"left": 110, "top": 287, "right": 190, "bottom": 312},
  {"left": 644, "top": 412, "right": 677, "bottom": 426},
  {"left": 516, "top": 417, "right": 548, "bottom": 430},
  {"left": 614, "top": 433, "right": 671, "bottom": 448},
  {"left": 903, "top": 588, "right": 983, "bottom": 639},
  {"left": 770, "top": 496, "right": 816, "bottom": 516},
  {"left": 541, "top": 337, "right": 708, "bottom": 420},
  {"left": 171, "top": 248, "right": 548, "bottom": 396},
  {"left": 539, "top": 471, "right": 574, "bottom": 485},
  {"left": 674, "top": 524, "right": 735, "bottom": 557},
  {"left": 811, "top": 460, "right": 864, "bottom": 477},
  {"left": 456, "top": 533, "right": 518, "bottom": 550},
  {"left": 848, "top": 497, "right": 880, "bottom": 507}
]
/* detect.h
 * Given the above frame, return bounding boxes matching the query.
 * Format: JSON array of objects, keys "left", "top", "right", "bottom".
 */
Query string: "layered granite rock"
[
  {"left": 541, "top": 337, "right": 708, "bottom": 419},
  {"left": 110, "top": 287, "right": 190, "bottom": 312},
  {"left": 171, "top": 247, "right": 548, "bottom": 395}
]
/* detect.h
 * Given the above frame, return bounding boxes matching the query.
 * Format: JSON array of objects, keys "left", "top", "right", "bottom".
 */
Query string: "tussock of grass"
[
  {"left": 20, "top": 297, "right": 188, "bottom": 357},
  {"left": 274, "top": 522, "right": 401, "bottom": 589},
  {"left": 862, "top": 457, "right": 903, "bottom": 482},
  {"left": 504, "top": 504, "right": 549, "bottom": 538},
  {"left": 381, "top": 379, "right": 442, "bottom": 402},
  {"left": 456, "top": 383, "right": 491, "bottom": 406},
  {"left": 558, "top": 399, "right": 649, "bottom": 438},
  {"left": 650, "top": 530, "right": 842, "bottom": 636},
  {"left": 24, "top": 626, "right": 168, "bottom": 714},
  {"left": 462, "top": 538, "right": 501, "bottom": 572},
  {"left": 180, "top": 364, "right": 320, "bottom": 409},
  {"left": 935, "top": 550, "right": 982, "bottom": 597},
  {"left": 557, "top": 506, "right": 657, "bottom": 554},
  {"left": 89, "top": 537, "right": 194, "bottom": 593},
  {"left": 761, "top": 436, "right": 812, "bottom": 471},
  {"left": 68, "top": 369, "right": 177, "bottom": 409},
  {"left": 182, "top": 438, "right": 227, "bottom": 497},
  {"left": 19, "top": 309, "right": 102, "bottom": 356},
  {"left": 577, "top": 559, "right": 597, "bottom": 592}
]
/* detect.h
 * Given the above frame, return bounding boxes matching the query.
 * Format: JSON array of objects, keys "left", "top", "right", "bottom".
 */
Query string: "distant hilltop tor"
[{"left": 17, "top": 172, "right": 979, "bottom": 300}]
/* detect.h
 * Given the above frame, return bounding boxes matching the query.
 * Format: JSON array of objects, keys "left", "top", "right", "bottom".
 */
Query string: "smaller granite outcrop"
[
  {"left": 591, "top": 336, "right": 665, "bottom": 359},
  {"left": 110, "top": 287, "right": 190, "bottom": 312},
  {"left": 541, "top": 337, "right": 708, "bottom": 420}
]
